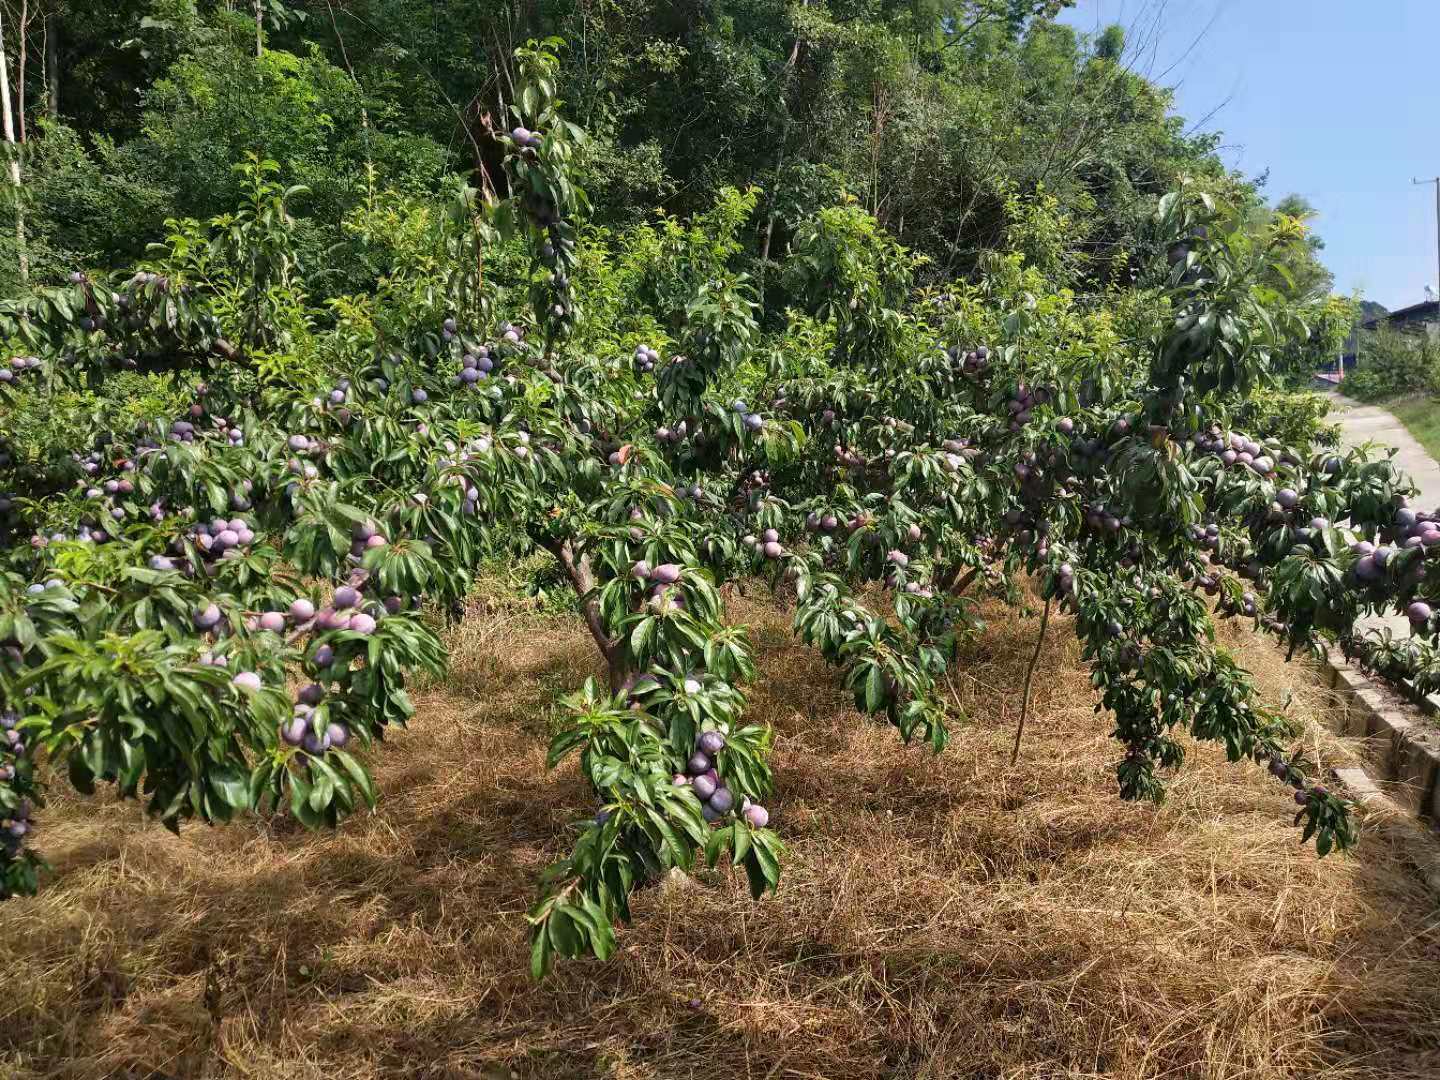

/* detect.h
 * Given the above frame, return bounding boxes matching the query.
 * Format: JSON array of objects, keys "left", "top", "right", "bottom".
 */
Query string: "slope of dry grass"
[{"left": 3, "top": 587, "right": 1439, "bottom": 1079}]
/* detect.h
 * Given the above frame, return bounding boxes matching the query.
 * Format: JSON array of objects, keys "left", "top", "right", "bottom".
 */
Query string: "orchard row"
[{"left": 0, "top": 48, "right": 1430, "bottom": 973}]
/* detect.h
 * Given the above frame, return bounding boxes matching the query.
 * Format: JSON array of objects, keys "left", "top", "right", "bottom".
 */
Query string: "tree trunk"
[
  {"left": 1011, "top": 597, "right": 1052, "bottom": 765},
  {"left": 757, "top": 0, "right": 806, "bottom": 311},
  {"left": 546, "top": 538, "right": 625, "bottom": 688},
  {"left": 0, "top": 5, "right": 28, "bottom": 285},
  {"left": 254, "top": 0, "right": 263, "bottom": 58},
  {"left": 15, "top": 0, "right": 27, "bottom": 144},
  {"left": 43, "top": 12, "right": 56, "bottom": 118}
]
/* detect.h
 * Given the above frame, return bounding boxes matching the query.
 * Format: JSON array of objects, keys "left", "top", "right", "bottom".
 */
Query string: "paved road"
[{"left": 1326, "top": 392, "right": 1440, "bottom": 640}]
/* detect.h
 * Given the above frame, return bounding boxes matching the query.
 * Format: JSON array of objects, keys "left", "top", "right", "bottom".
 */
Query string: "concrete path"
[
  {"left": 1326, "top": 392, "right": 1440, "bottom": 641},
  {"left": 1326, "top": 394, "right": 1440, "bottom": 512}
]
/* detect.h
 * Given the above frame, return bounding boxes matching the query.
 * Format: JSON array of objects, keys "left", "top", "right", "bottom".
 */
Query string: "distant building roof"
[{"left": 1363, "top": 299, "right": 1439, "bottom": 330}]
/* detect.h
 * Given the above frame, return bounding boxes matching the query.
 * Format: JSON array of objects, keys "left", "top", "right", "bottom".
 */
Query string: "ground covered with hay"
[{"left": 3, "top": 584, "right": 1439, "bottom": 1079}]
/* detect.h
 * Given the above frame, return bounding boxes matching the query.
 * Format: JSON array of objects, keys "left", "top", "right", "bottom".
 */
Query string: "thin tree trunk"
[
  {"left": 1011, "top": 597, "right": 1052, "bottom": 765},
  {"left": 254, "top": 0, "right": 263, "bottom": 58},
  {"left": 15, "top": 0, "right": 27, "bottom": 143},
  {"left": 546, "top": 538, "right": 624, "bottom": 688},
  {"left": 43, "top": 11, "right": 55, "bottom": 118},
  {"left": 757, "top": 0, "right": 807, "bottom": 310},
  {"left": 323, "top": 1, "right": 371, "bottom": 172},
  {"left": 0, "top": 5, "right": 28, "bottom": 284}
]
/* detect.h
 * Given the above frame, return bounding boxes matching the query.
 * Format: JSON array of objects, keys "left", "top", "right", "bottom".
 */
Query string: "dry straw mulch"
[{"left": 3, "top": 587, "right": 1438, "bottom": 1079}]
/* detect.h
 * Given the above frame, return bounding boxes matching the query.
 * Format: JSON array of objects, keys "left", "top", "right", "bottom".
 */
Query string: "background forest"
[{"left": 0, "top": 0, "right": 1346, "bottom": 343}]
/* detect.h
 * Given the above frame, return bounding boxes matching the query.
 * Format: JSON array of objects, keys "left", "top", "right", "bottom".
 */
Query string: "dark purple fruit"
[{"left": 692, "top": 774, "right": 717, "bottom": 800}]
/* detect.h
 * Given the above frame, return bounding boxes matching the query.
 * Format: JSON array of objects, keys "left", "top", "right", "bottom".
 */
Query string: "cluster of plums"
[
  {"left": 454, "top": 347, "right": 496, "bottom": 387},
  {"left": 1191, "top": 429, "right": 1277, "bottom": 477},
  {"left": 317, "top": 378, "right": 356, "bottom": 425},
  {"left": 0, "top": 708, "right": 32, "bottom": 854},
  {"left": 630, "top": 560, "right": 686, "bottom": 613},
  {"left": 346, "top": 519, "right": 389, "bottom": 562},
  {"left": 749, "top": 529, "right": 784, "bottom": 560},
  {"left": 672, "top": 730, "right": 746, "bottom": 824},
  {"left": 634, "top": 345, "right": 659, "bottom": 374},
  {"left": 1053, "top": 561, "right": 1077, "bottom": 596},
  {"left": 1216, "top": 589, "right": 1260, "bottom": 619},
  {"left": 510, "top": 126, "right": 544, "bottom": 151},
  {"left": 306, "top": 572, "right": 389, "bottom": 634},
  {"left": 0, "top": 708, "right": 26, "bottom": 782},
  {"left": 179, "top": 515, "right": 257, "bottom": 563},
  {"left": 804, "top": 510, "right": 841, "bottom": 534},
  {"left": 1001, "top": 381, "right": 1053, "bottom": 432},
  {"left": 1391, "top": 505, "right": 1440, "bottom": 554},
  {"left": 630, "top": 560, "right": 684, "bottom": 605},
  {"left": 945, "top": 344, "right": 990, "bottom": 379},
  {"left": 729, "top": 398, "right": 765, "bottom": 434},
  {"left": 1266, "top": 754, "right": 1326, "bottom": 805},
  {"left": 279, "top": 682, "right": 352, "bottom": 756},
  {"left": 0, "top": 356, "right": 41, "bottom": 384},
  {"left": 0, "top": 799, "right": 33, "bottom": 851}
]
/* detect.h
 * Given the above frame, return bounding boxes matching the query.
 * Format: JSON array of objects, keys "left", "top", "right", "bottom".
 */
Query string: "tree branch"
[
  {"left": 548, "top": 537, "right": 623, "bottom": 681},
  {"left": 1012, "top": 596, "right": 1052, "bottom": 764},
  {"left": 938, "top": 562, "right": 981, "bottom": 596}
]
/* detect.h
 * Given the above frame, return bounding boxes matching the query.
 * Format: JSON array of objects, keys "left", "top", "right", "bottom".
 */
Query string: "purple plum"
[{"left": 692, "top": 774, "right": 718, "bottom": 800}]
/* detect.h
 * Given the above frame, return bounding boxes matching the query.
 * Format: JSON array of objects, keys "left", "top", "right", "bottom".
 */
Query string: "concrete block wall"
[{"left": 1318, "top": 646, "right": 1440, "bottom": 819}]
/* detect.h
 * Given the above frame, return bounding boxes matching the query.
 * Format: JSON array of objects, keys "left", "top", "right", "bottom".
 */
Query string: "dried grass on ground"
[{"left": 2, "top": 586, "right": 1439, "bottom": 1079}]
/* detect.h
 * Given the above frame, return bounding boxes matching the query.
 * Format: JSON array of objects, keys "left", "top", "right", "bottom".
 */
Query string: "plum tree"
[{"left": 0, "top": 42, "right": 1425, "bottom": 977}]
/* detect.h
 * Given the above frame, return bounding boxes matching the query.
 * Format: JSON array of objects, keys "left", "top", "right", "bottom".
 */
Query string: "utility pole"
[{"left": 1415, "top": 177, "right": 1440, "bottom": 302}]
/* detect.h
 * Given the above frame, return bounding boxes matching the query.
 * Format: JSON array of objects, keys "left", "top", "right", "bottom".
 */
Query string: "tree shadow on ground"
[{"left": 2, "top": 597, "right": 1438, "bottom": 1079}]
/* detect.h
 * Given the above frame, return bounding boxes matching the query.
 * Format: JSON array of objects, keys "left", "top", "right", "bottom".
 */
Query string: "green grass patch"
[{"left": 1386, "top": 396, "right": 1440, "bottom": 464}]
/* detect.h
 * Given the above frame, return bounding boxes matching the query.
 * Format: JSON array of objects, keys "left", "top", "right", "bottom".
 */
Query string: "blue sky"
[{"left": 1059, "top": 0, "right": 1440, "bottom": 311}]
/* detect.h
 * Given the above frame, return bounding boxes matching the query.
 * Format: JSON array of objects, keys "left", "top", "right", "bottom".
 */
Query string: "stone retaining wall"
[{"left": 1319, "top": 646, "right": 1440, "bottom": 820}]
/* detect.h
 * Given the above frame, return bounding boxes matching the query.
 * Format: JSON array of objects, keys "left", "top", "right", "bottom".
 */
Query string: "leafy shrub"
[
  {"left": 1345, "top": 326, "right": 1440, "bottom": 402},
  {"left": 1233, "top": 388, "right": 1338, "bottom": 448}
]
